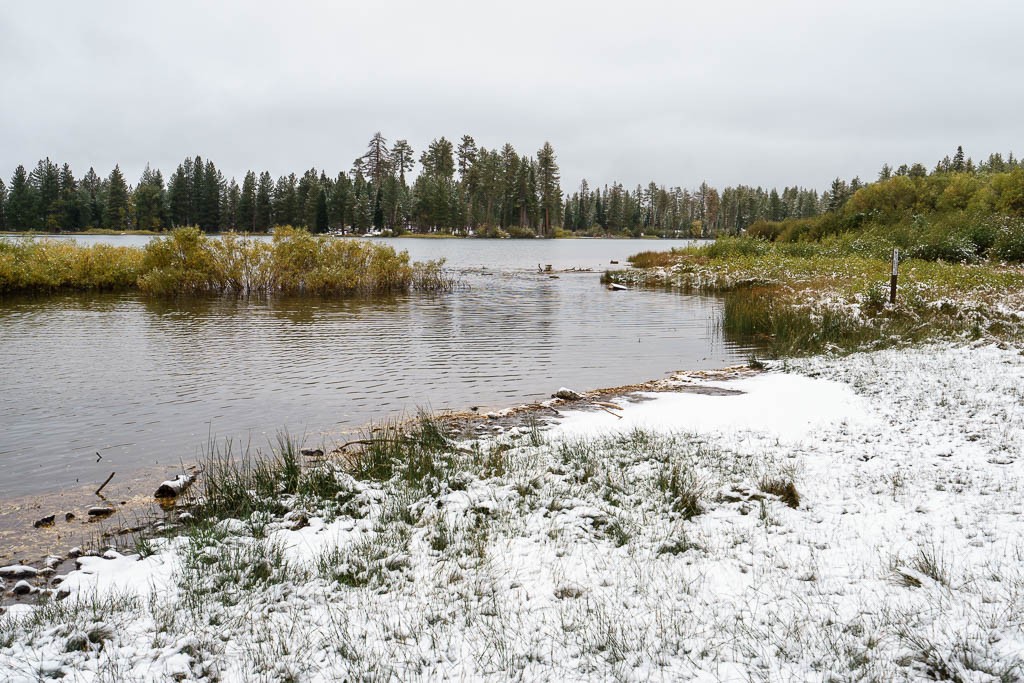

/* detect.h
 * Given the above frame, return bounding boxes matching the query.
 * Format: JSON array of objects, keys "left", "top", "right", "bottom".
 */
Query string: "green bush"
[{"left": 991, "top": 216, "right": 1024, "bottom": 262}]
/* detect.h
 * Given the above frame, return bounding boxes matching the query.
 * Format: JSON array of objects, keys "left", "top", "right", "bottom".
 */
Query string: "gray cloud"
[{"left": 2, "top": 0, "right": 1022, "bottom": 192}]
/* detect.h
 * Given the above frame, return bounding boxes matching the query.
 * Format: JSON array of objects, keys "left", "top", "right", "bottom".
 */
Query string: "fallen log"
[{"left": 154, "top": 474, "right": 196, "bottom": 499}]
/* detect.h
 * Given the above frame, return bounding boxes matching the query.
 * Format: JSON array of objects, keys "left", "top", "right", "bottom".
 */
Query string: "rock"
[
  {"left": 0, "top": 564, "right": 39, "bottom": 579},
  {"left": 554, "top": 583, "right": 587, "bottom": 599},
  {"left": 449, "top": 471, "right": 475, "bottom": 491},
  {"left": 300, "top": 448, "right": 325, "bottom": 458},
  {"left": 67, "top": 547, "right": 83, "bottom": 558},
  {"left": 285, "top": 511, "right": 310, "bottom": 531},
  {"left": 552, "top": 387, "right": 583, "bottom": 400},
  {"left": 33, "top": 514, "right": 56, "bottom": 528},
  {"left": 65, "top": 512, "right": 76, "bottom": 522},
  {"left": 87, "top": 506, "right": 115, "bottom": 518},
  {"left": 12, "top": 580, "right": 33, "bottom": 596},
  {"left": 608, "top": 282, "right": 628, "bottom": 291},
  {"left": 154, "top": 474, "right": 196, "bottom": 499}
]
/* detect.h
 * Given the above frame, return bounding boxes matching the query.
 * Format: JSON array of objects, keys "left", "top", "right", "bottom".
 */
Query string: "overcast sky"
[{"left": 2, "top": 1, "right": 1022, "bottom": 192}]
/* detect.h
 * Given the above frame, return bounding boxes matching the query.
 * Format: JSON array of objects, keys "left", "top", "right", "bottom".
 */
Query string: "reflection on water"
[{"left": 0, "top": 239, "right": 753, "bottom": 497}]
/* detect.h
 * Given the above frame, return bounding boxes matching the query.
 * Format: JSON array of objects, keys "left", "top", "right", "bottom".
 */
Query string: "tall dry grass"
[{"left": 1, "top": 227, "right": 454, "bottom": 296}]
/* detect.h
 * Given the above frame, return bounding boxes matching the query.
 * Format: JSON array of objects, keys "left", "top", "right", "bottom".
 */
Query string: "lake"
[{"left": 0, "top": 236, "right": 753, "bottom": 498}]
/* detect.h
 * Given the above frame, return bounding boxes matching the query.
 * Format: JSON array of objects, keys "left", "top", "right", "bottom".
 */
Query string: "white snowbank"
[{"left": 553, "top": 372, "right": 875, "bottom": 442}]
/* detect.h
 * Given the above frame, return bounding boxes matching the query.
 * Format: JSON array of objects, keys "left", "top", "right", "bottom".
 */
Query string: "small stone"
[
  {"left": 65, "top": 512, "right": 76, "bottom": 522},
  {"left": 87, "top": 506, "right": 115, "bottom": 518},
  {"left": 0, "top": 564, "right": 39, "bottom": 579},
  {"left": 286, "top": 512, "right": 310, "bottom": 531},
  {"left": 12, "top": 580, "right": 33, "bottom": 596},
  {"left": 33, "top": 514, "right": 56, "bottom": 528},
  {"left": 553, "top": 388, "right": 583, "bottom": 400},
  {"left": 300, "top": 448, "right": 324, "bottom": 458},
  {"left": 554, "top": 583, "right": 587, "bottom": 599},
  {"left": 67, "top": 547, "right": 83, "bottom": 558}
]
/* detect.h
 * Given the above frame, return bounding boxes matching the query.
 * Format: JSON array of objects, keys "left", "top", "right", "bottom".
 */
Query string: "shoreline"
[
  {"left": 0, "top": 362, "right": 759, "bottom": 574},
  {"left": 4, "top": 340, "right": 1023, "bottom": 679}
]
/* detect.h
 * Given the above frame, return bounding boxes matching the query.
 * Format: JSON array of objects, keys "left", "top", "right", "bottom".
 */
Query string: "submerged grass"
[{"left": 0, "top": 226, "right": 455, "bottom": 296}]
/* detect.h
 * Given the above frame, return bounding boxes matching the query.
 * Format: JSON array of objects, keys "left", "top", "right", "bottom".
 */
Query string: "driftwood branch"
[
  {"left": 594, "top": 404, "right": 624, "bottom": 419},
  {"left": 332, "top": 439, "right": 380, "bottom": 452},
  {"left": 95, "top": 472, "right": 115, "bottom": 496}
]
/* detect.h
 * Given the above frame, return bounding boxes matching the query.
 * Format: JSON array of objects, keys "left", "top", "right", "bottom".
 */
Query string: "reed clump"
[
  {"left": 0, "top": 227, "right": 454, "bottom": 296},
  {"left": 0, "top": 238, "right": 143, "bottom": 293}
]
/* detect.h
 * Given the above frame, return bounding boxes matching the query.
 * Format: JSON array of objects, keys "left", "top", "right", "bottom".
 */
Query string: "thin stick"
[
  {"left": 594, "top": 404, "right": 624, "bottom": 419},
  {"left": 95, "top": 471, "right": 115, "bottom": 496},
  {"left": 334, "top": 439, "right": 378, "bottom": 452}
]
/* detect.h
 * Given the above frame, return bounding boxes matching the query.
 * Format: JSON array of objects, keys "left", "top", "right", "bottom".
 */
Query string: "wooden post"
[{"left": 889, "top": 248, "right": 899, "bottom": 304}]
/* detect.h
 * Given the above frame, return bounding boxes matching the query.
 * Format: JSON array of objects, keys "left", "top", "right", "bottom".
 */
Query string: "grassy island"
[{"left": 0, "top": 227, "right": 452, "bottom": 296}]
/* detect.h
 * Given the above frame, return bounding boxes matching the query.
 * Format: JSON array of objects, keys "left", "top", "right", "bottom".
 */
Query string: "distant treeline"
[{"left": 0, "top": 136, "right": 1021, "bottom": 239}]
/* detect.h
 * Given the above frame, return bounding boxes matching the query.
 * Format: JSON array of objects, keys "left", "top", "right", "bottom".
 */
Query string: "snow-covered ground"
[{"left": 2, "top": 343, "right": 1024, "bottom": 681}]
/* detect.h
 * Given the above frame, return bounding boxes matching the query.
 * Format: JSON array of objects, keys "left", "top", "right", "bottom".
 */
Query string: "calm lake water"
[{"left": 0, "top": 237, "right": 753, "bottom": 497}]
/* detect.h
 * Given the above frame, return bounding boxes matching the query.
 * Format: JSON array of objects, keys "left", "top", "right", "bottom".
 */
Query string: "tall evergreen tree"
[
  {"left": 79, "top": 167, "right": 103, "bottom": 229},
  {"left": 457, "top": 135, "right": 478, "bottom": 180},
  {"left": 315, "top": 187, "right": 329, "bottom": 233},
  {"left": 29, "top": 158, "right": 60, "bottom": 230},
  {"left": 357, "top": 132, "right": 391, "bottom": 188},
  {"left": 536, "top": 142, "right": 561, "bottom": 236},
  {"left": 133, "top": 165, "right": 166, "bottom": 230},
  {"left": 0, "top": 179, "right": 7, "bottom": 229},
  {"left": 327, "top": 172, "right": 350, "bottom": 230},
  {"left": 224, "top": 178, "right": 240, "bottom": 231},
  {"left": 238, "top": 171, "right": 257, "bottom": 231},
  {"left": 255, "top": 171, "right": 273, "bottom": 231},
  {"left": 103, "top": 165, "right": 130, "bottom": 230},
  {"left": 167, "top": 158, "right": 194, "bottom": 226},
  {"left": 273, "top": 174, "right": 298, "bottom": 226},
  {"left": 57, "top": 163, "right": 81, "bottom": 231},
  {"left": 7, "top": 165, "right": 36, "bottom": 230},
  {"left": 390, "top": 140, "right": 415, "bottom": 186},
  {"left": 199, "top": 160, "right": 222, "bottom": 230}
]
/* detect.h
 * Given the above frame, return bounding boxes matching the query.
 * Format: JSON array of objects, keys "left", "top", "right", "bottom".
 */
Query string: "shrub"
[
  {"left": 627, "top": 249, "right": 680, "bottom": 268},
  {"left": 991, "top": 216, "right": 1024, "bottom": 262}
]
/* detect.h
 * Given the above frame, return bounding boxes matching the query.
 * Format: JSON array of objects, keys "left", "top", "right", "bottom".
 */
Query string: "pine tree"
[
  {"left": 952, "top": 145, "right": 966, "bottom": 173},
  {"left": 79, "top": 167, "right": 103, "bottom": 229},
  {"left": 7, "top": 165, "right": 37, "bottom": 230},
  {"left": 328, "top": 172, "right": 350, "bottom": 231},
  {"left": 536, "top": 142, "right": 561, "bottom": 236},
  {"left": 255, "top": 171, "right": 273, "bottom": 231},
  {"left": 133, "top": 165, "right": 166, "bottom": 230},
  {"left": 357, "top": 132, "right": 391, "bottom": 188},
  {"left": 457, "top": 135, "right": 478, "bottom": 180},
  {"left": 390, "top": 140, "right": 415, "bottom": 186},
  {"left": 57, "top": 163, "right": 81, "bottom": 231},
  {"left": 0, "top": 179, "right": 7, "bottom": 229},
  {"left": 238, "top": 171, "right": 257, "bottom": 231},
  {"left": 273, "top": 174, "right": 298, "bottom": 226},
  {"left": 29, "top": 158, "right": 61, "bottom": 230},
  {"left": 224, "top": 178, "right": 240, "bottom": 231},
  {"left": 315, "top": 187, "right": 329, "bottom": 233},
  {"left": 167, "top": 160, "right": 193, "bottom": 226},
  {"left": 200, "top": 160, "right": 222, "bottom": 230},
  {"left": 104, "top": 165, "right": 130, "bottom": 230}
]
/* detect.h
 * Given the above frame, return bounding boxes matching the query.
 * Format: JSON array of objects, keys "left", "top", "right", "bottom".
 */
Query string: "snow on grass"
[{"left": 2, "top": 343, "right": 1024, "bottom": 681}]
